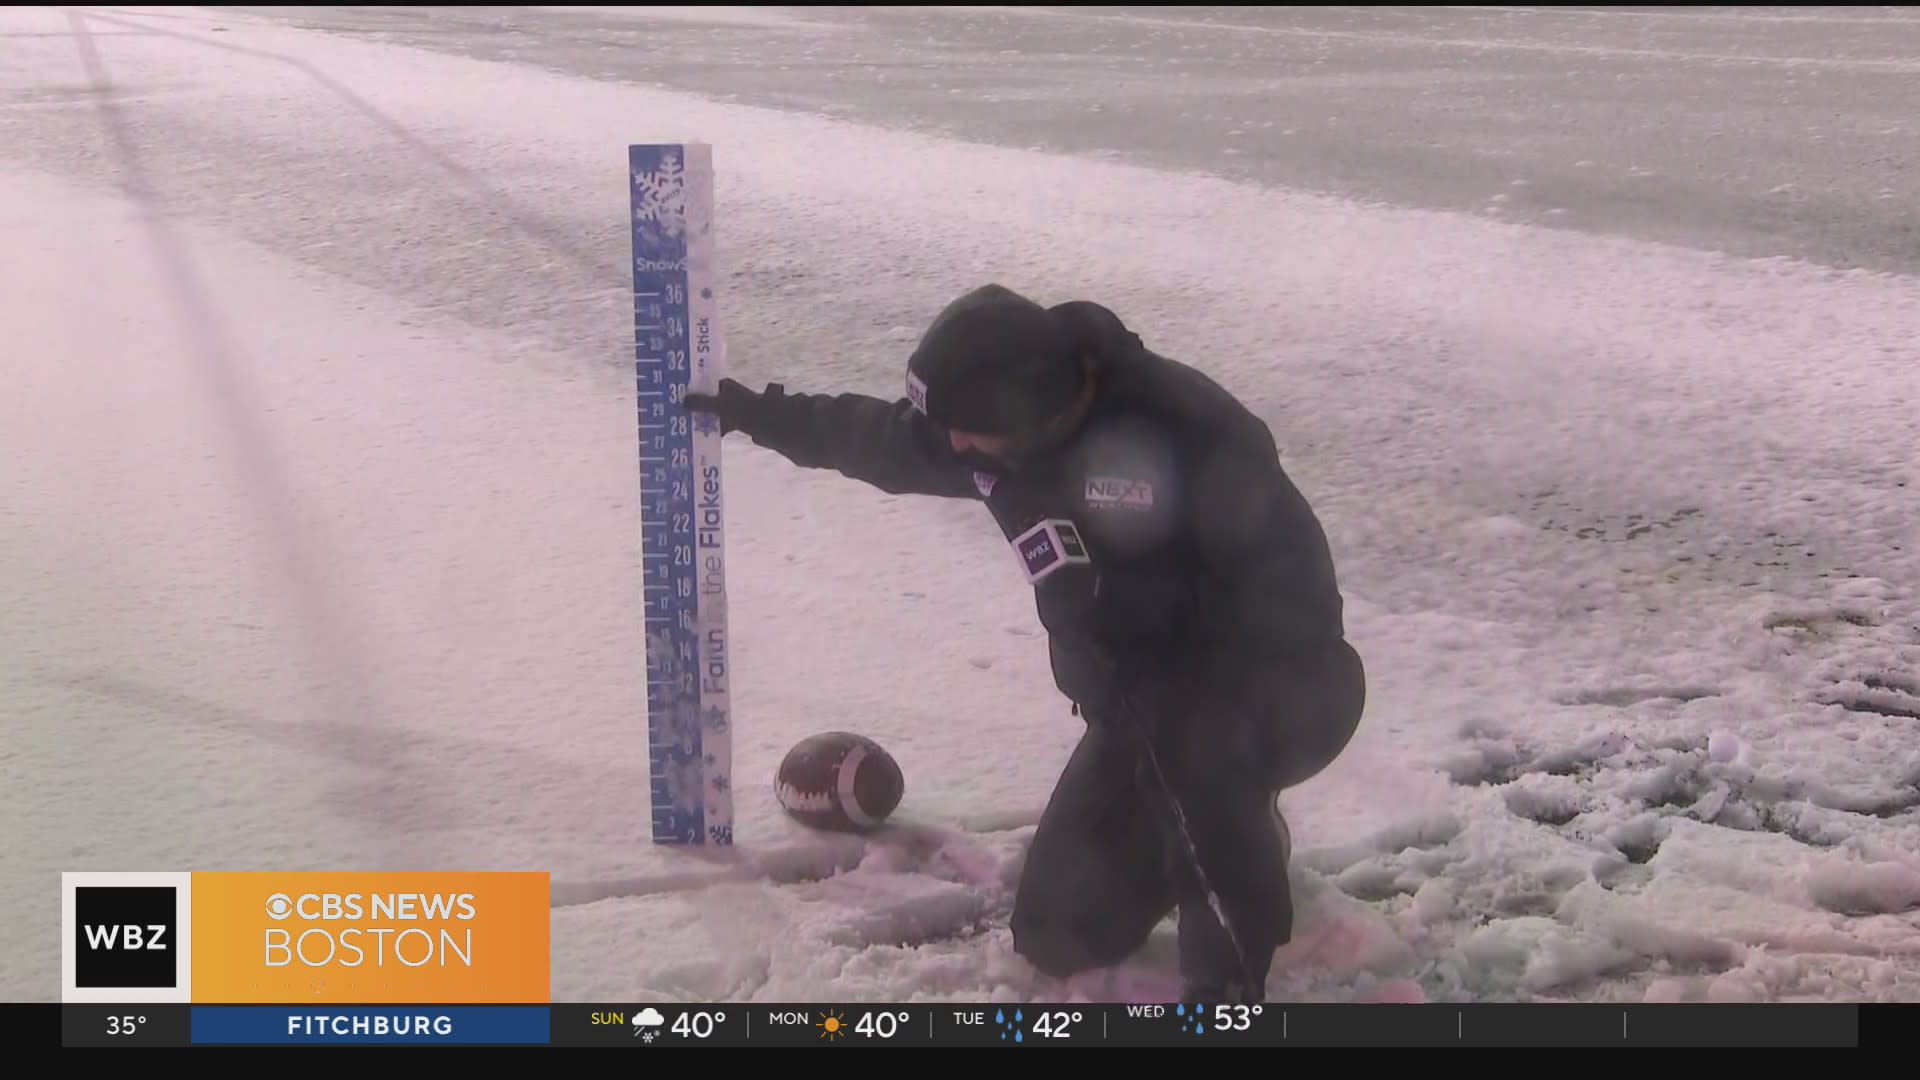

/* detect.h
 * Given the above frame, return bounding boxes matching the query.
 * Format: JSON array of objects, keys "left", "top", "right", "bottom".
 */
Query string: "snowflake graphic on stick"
[{"left": 632, "top": 154, "right": 687, "bottom": 240}]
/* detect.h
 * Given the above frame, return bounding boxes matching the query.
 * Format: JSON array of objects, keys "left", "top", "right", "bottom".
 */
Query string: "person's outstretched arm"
[{"left": 686, "top": 379, "right": 980, "bottom": 498}]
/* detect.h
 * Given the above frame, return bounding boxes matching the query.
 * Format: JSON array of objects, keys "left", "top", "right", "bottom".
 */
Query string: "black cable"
[{"left": 1109, "top": 688, "right": 1263, "bottom": 1001}]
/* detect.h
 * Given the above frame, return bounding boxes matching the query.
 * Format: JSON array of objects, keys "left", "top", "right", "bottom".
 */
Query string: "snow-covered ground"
[{"left": 3, "top": 6, "right": 1917, "bottom": 1004}]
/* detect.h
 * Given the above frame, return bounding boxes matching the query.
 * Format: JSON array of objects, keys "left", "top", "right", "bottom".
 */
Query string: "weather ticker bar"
[{"left": 39, "top": 1003, "right": 1889, "bottom": 1048}]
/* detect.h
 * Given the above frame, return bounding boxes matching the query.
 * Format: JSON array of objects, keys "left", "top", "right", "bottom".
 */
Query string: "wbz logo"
[
  {"left": 62, "top": 872, "right": 192, "bottom": 1002},
  {"left": 82, "top": 909, "right": 168, "bottom": 953}
]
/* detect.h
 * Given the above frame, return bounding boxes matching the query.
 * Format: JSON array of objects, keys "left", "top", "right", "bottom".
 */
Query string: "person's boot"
[{"left": 1178, "top": 975, "right": 1260, "bottom": 1004}]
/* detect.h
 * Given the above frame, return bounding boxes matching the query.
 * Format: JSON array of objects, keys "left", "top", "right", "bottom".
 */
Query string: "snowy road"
[
  {"left": 3, "top": 6, "right": 1917, "bottom": 1004},
  {"left": 244, "top": 4, "right": 1920, "bottom": 275}
]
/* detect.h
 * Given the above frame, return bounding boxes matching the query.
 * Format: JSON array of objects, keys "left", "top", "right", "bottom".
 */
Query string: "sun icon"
[{"left": 818, "top": 1010, "right": 848, "bottom": 1041}]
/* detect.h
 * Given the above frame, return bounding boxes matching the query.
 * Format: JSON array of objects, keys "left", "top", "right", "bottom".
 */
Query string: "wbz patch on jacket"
[{"left": 62, "top": 872, "right": 549, "bottom": 1003}]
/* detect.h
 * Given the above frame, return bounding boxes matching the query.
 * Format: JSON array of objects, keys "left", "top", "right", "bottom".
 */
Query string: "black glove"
[
  {"left": 1075, "top": 572, "right": 1204, "bottom": 732},
  {"left": 1057, "top": 634, "right": 1153, "bottom": 729},
  {"left": 1088, "top": 570, "right": 1197, "bottom": 655},
  {"left": 683, "top": 378, "right": 771, "bottom": 436}
]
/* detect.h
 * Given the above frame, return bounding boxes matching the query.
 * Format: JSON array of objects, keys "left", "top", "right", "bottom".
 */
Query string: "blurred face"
[
  {"left": 947, "top": 428, "right": 1018, "bottom": 462},
  {"left": 943, "top": 368, "right": 1099, "bottom": 468}
]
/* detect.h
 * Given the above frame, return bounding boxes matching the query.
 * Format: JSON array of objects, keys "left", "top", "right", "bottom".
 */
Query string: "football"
[{"left": 775, "top": 731, "right": 905, "bottom": 833}]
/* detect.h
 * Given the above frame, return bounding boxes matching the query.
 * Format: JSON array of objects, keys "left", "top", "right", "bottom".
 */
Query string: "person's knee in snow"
[{"left": 1010, "top": 904, "right": 1154, "bottom": 978}]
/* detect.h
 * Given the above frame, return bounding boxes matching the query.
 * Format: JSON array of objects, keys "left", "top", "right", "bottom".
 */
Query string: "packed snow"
[{"left": 3, "top": 6, "right": 1916, "bottom": 1005}]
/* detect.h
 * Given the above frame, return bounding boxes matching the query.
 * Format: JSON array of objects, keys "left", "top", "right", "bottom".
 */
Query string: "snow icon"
[
  {"left": 633, "top": 1007, "right": 666, "bottom": 1039},
  {"left": 631, "top": 154, "right": 686, "bottom": 241}
]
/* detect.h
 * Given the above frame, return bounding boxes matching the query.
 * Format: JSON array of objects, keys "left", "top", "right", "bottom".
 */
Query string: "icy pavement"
[
  {"left": 2, "top": 7, "right": 1916, "bottom": 1003},
  {"left": 246, "top": 4, "right": 1920, "bottom": 275}
]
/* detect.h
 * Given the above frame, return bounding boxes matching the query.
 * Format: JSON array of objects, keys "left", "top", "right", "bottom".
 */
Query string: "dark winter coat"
[{"left": 731, "top": 301, "right": 1347, "bottom": 713}]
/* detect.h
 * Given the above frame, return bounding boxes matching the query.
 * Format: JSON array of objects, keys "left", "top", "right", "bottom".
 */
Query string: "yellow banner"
[{"left": 190, "top": 872, "right": 549, "bottom": 1003}]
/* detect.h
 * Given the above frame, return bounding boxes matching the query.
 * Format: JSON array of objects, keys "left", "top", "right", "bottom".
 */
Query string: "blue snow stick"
[{"left": 630, "top": 144, "right": 733, "bottom": 846}]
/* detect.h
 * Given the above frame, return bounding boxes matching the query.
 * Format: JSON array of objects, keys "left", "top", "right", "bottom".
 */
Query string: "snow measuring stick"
[{"left": 630, "top": 144, "right": 734, "bottom": 846}]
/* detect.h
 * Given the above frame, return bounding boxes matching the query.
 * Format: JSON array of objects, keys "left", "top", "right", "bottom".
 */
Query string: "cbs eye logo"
[{"left": 263, "top": 892, "right": 380, "bottom": 920}]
